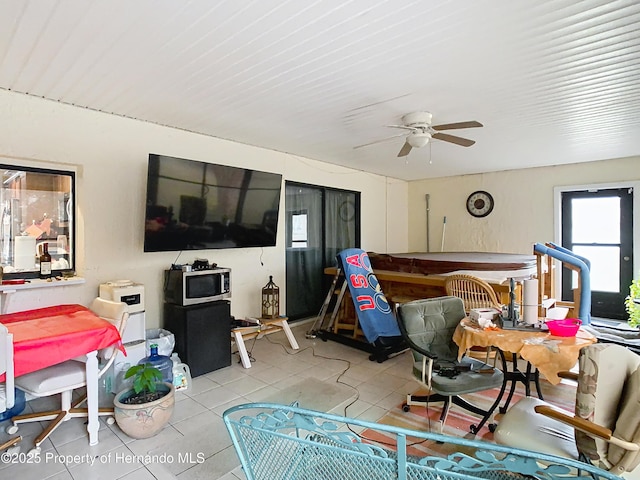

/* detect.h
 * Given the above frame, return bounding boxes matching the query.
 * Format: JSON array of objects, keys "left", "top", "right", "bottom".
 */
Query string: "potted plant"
[
  {"left": 626, "top": 277, "right": 640, "bottom": 328},
  {"left": 113, "top": 363, "right": 175, "bottom": 439}
]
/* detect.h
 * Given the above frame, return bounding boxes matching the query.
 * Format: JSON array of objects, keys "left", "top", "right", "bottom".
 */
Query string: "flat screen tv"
[{"left": 144, "top": 154, "right": 282, "bottom": 252}]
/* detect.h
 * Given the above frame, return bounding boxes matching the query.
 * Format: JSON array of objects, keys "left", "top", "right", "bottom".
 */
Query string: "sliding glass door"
[{"left": 285, "top": 182, "right": 360, "bottom": 320}]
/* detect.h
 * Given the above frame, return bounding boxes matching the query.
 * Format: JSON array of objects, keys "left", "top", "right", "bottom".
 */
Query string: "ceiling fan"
[{"left": 355, "top": 112, "right": 483, "bottom": 157}]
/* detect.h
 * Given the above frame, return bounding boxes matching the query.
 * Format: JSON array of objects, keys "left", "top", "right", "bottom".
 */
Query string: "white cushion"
[
  {"left": 494, "top": 396, "right": 579, "bottom": 460},
  {"left": 15, "top": 360, "right": 87, "bottom": 397},
  {"left": 575, "top": 343, "right": 640, "bottom": 467},
  {"left": 609, "top": 366, "right": 640, "bottom": 470}
]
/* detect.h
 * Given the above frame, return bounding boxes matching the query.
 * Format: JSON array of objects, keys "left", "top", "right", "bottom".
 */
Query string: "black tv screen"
[{"left": 144, "top": 154, "right": 282, "bottom": 252}]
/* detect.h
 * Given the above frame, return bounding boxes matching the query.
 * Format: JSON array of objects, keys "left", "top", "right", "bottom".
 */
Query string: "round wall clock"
[{"left": 466, "top": 190, "right": 494, "bottom": 218}]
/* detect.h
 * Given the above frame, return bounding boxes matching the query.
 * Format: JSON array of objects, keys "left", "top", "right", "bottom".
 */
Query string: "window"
[
  {"left": 0, "top": 163, "right": 75, "bottom": 278},
  {"left": 290, "top": 211, "right": 308, "bottom": 248}
]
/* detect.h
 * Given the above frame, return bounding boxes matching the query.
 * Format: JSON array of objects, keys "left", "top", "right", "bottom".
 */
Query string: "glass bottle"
[{"left": 39, "top": 242, "right": 52, "bottom": 279}]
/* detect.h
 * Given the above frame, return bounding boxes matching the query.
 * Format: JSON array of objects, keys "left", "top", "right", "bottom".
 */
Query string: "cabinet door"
[{"left": 164, "top": 301, "right": 231, "bottom": 377}]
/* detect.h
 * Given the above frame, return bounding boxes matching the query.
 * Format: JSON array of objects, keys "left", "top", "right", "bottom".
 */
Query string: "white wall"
[
  {"left": 407, "top": 158, "right": 640, "bottom": 267},
  {"left": 385, "top": 179, "right": 409, "bottom": 253},
  {"left": 0, "top": 90, "right": 408, "bottom": 325}
]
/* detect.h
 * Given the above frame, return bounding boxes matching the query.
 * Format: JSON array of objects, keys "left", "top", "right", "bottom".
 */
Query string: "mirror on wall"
[{"left": 0, "top": 163, "right": 75, "bottom": 278}]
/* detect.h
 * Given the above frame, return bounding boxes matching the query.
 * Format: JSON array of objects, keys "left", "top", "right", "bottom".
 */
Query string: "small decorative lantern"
[{"left": 261, "top": 276, "right": 280, "bottom": 319}]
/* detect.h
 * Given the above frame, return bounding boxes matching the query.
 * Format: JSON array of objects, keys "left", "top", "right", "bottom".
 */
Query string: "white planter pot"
[{"left": 114, "top": 382, "right": 175, "bottom": 439}]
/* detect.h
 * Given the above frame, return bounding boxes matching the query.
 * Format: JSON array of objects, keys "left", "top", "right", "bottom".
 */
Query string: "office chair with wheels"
[
  {"left": 396, "top": 296, "right": 506, "bottom": 434},
  {"left": 495, "top": 343, "right": 640, "bottom": 479},
  {"left": 0, "top": 323, "right": 21, "bottom": 454},
  {"left": 6, "top": 298, "right": 128, "bottom": 454}
]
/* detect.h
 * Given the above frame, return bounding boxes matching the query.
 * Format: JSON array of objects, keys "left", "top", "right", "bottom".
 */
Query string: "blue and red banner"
[{"left": 337, "top": 248, "right": 401, "bottom": 343}]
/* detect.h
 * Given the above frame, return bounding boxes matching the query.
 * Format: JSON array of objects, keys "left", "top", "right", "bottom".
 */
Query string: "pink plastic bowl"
[{"left": 546, "top": 318, "right": 581, "bottom": 337}]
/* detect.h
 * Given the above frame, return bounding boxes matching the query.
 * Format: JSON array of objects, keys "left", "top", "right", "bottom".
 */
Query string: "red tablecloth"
[{"left": 1, "top": 304, "right": 123, "bottom": 380}]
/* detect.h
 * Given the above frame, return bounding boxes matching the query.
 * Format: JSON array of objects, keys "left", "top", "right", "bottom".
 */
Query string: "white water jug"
[{"left": 171, "top": 353, "right": 191, "bottom": 391}]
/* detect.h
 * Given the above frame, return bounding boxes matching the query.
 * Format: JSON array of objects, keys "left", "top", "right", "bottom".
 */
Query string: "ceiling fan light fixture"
[
  {"left": 407, "top": 132, "right": 430, "bottom": 148},
  {"left": 402, "top": 111, "right": 432, "bottom": 125}
]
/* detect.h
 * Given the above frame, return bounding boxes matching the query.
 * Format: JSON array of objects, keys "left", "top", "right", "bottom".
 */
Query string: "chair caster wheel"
[
  {"left": 27, "top": 447, "right": 41, "bottom": 457},
  {"left": 6, "top": 424, "right": 18, "bottom": 435},
  {"left": 470, "top": 425, "right": 478, "bottom": 434},
  {"left": 402, "top": 404, "right": 410, "bottom": 412},
  {"left": 6, "top": 445, "right": 20, "bottom": 456},
  {"left": 489, "top": 423, "right": 497, "bottom": 433}
]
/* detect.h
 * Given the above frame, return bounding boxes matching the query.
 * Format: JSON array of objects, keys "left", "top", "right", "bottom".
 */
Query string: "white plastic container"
[
  {"left": 546, "top": 307, "right": 569, "bottom": 320},
  {"left": 171, "top": 353, "right": 191, "bottom": 391}
]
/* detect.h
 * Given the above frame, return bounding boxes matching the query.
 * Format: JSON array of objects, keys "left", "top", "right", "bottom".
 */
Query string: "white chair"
[
  {"left": 0, "top": 323, "right": 21, "bottom": 454},
  {"left": 495, "top": 343, "right": 640, "bottom": 479},
  {"left": 6, "top": 298, "right": 128, "bottom": 454}
]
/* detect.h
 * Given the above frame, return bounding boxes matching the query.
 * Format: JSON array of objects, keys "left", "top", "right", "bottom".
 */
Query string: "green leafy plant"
[
  {"left": 626, "top": 277, "right": 640, "bottom": 328},
  {"left": 124, "top": 363, "right": 163, "bottom": 396}
]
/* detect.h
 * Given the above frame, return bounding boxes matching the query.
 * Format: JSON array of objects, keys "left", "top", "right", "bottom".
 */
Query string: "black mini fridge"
[{"left": 163, "top": 300, "right": 231, "bottom": 377}]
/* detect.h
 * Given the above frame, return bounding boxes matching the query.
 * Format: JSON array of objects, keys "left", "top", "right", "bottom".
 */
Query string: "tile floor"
[{"left": 0, "top": 320, "right": 422, "bottom": 480}]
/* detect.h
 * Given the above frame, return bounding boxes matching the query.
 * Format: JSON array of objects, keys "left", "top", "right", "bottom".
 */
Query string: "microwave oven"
[{"left": 163, "top": 268, "right": 231, "bottom": 306}]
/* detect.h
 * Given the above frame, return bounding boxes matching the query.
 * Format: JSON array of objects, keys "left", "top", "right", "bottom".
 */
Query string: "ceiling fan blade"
[
  {"left": 386, "top": 124, "right": 417, "bottom": 131},
  {"left": 432, "top": 132, "right": 476, "bottom": 147},
  {"left": 432, "top": 121, "right": 483, "bottom": 131},
  {"left": 397, "top": 141, "right": 412, "bottom": 157},
  {"left": 354, "top": 132, "right": 407, "bottom": 149}
]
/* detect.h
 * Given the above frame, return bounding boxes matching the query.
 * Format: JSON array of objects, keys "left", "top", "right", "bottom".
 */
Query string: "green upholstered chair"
[{"left": 396, "top": 296, "right": 505, "bottom": 434}]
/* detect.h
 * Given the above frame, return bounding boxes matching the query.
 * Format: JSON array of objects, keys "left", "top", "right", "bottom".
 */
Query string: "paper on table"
[{"left": 546, "top": 307, "right": 569, "bottom": 320}]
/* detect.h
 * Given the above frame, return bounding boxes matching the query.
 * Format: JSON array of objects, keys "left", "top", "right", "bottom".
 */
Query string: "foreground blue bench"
[{"left": 223, "top": 402, "right": 620, "bottom": 480}]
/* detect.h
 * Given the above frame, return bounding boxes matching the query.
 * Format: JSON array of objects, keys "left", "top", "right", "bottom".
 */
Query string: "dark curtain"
[{"left": 285, "top": 183, "right": 359, "bottom": 320}]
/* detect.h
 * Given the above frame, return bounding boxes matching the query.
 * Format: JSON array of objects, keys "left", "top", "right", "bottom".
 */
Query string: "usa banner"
[{"left": 337, "top": 248, "right": 401, "bottom": 343}]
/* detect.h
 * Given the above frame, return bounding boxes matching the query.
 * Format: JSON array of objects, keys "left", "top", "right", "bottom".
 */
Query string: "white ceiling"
[{"left": 2, "top": 0, "right": 640, "bottom": 181}]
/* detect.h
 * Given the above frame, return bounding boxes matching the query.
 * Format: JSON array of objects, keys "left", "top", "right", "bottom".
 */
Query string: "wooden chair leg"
[
  {"left": 0, "top": 436, "right": 21, "bottom": 452},
  {"left": 34, "top": 411, "right": 68, "bottom": 447}
]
